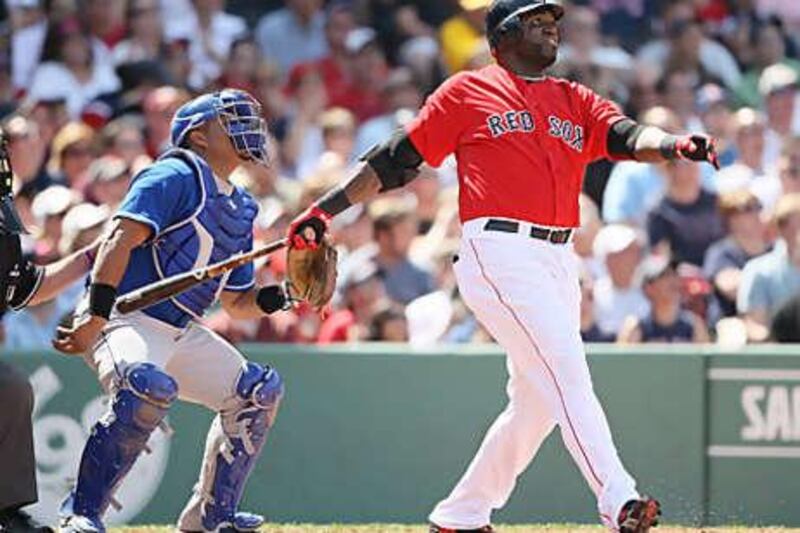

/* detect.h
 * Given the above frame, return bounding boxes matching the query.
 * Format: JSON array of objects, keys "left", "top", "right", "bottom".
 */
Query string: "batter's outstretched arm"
[
  {"left": 287, "top": 130, "right": 423, "bottom": 249},
  {"left": 607, "top": 118, "right": 720, "bottom": 169}
]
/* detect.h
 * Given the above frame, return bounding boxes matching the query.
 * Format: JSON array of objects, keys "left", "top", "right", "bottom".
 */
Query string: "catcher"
[{"left": 53, "top": 89, "right": 337, "bottom": 533}]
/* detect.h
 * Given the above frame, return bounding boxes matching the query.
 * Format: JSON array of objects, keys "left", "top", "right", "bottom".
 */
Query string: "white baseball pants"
[
  {"left": 86, "top": 311, "right": 247, "bottom": 412},
  {"left": 429, "top": 218, "right": 638, "bottom": 530}
]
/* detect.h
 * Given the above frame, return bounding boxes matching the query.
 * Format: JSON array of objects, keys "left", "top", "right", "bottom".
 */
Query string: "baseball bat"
[{"left": 115, "top": 237, "right": 288, "bottom": 314}]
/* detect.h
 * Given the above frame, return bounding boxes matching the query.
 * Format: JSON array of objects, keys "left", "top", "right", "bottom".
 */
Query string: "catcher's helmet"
[
  {"left": 170, "top": 89, "right": 269, "bottom": 165},
  {"left": 486, "top": 0, "right": 565, "bottom": 48}
]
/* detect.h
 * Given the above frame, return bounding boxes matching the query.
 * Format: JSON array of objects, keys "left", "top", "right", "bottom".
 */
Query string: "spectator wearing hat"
[
  {"left": 759, "top": 62, "right": 800, "bottom": 170},
  {"left": 703, "top": 190, "right": 771, "bottom": 325},
  {"left": 734, "top": 20, "right": 800, "bottom": 108},
  {"left": 27, "top": 16, "right": 120, "bottom": 119},
  {"left": 30, "top": 185, "right": 79, "bottom": 263},
  {"left": 256, "top": 0, "right": 327, "bottom": 75},
  {"left": 439, "top": 0, "right": 489, "bottom": 74},
  {"left": 646, "top": 150, "right": 726, "bottom": 266},
  {"left": 112, "top": 0, "right": 165, "bottom": 66},
  {"left": 46, "top": 121, "right": 95, "bottom": 189},
  {"left": 592, "top": 224, "right": 649, "bottom": 338},
  {"left": 354, "top": 67, "right": 423, "bottom": 157},
  {"left": 618, "top": 255, "right": 710, "bottom": 343},
  {"left": 84, "top": 155, "right": 130, "bottom": 209},
  {"left": 738, "top": 193, "right": 800, "bottom": 342},
  {"left": 8, "top": 0, "right": 48, "bottom": 92},
  {"left": 715, "top": 108, "right": 782, "bottom": 211},
  {"left": 778, "top": 136, "right": 800, "bottom": 196},
  {"left": 637, "top": 1, "right": 741, "bottom": 89}
]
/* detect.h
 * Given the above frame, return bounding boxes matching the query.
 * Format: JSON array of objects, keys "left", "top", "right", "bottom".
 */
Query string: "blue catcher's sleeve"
[
  {"left": 115, "top": 159, "right": 200, "bottom": 239},
  {"left": 224, "top": 234, "right": 256, "bottom": 292}
]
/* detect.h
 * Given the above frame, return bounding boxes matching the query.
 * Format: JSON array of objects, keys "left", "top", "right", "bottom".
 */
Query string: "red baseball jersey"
[{"left": 406, "top": 64, "right": 626, "bottom": 228}]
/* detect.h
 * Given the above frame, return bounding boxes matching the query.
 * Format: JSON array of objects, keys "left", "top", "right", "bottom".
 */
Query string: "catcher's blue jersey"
[{"left": 114, "top": 149, "right": 258, "bottom": 328}]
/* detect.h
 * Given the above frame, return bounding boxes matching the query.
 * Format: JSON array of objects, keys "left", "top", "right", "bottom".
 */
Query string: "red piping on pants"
[{"left": 468, "top": 239, "right": 604, "bottom": 490}]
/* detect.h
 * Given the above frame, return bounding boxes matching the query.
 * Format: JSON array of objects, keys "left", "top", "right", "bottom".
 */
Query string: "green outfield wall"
[{"left": 3, "top": 344, "right": 800, "bottom": 527}]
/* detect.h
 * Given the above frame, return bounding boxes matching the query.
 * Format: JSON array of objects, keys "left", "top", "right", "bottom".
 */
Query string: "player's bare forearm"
[
  {"left": 630, "top": 126, "right": 672, "bottom": 163},
  {"left": 91, "top": 218, "right": 151, "bottom": 288},
  {"left": 220, "top": 287, "right": 265, "bottom": 320},
  {"left": 331, "top": 163, "right": 383, "bottom": 211},
  {"left": 29, "top": 240, "right": 100, "bottom": 306},
  {"left": 221, "top": 282, "right": 295, "bottom": 319}
]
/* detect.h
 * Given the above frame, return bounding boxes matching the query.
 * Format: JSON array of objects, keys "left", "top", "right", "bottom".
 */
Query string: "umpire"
[{"left": 0, "top": 232, "right": 52, "bottom": 533}]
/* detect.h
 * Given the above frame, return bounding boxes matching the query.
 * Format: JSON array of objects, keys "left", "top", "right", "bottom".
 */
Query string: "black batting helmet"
[{"left": 486, "top": 0, "right": 565, "bottom": 48}]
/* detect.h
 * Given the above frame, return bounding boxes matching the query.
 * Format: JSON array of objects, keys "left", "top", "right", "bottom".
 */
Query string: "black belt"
[{"left": 483, "top": 219, "right": 573, "bottom": 244}]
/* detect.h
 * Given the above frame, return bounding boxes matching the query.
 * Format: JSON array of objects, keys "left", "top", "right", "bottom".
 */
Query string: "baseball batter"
[
  {"left": 287, "top": 1, "right": 719, "bottom": 532},
  {"left": 53, "top": 89, "right": 294, "bottom": 533}
]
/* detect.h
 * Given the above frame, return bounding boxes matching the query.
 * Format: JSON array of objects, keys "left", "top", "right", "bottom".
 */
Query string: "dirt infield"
[{"left": 111, "top": 525, "right": 800, "bottom": 532}]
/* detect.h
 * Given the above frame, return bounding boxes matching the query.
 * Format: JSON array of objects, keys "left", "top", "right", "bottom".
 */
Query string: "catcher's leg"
[
  {"left": 60, "top": 362, "right": 178, "bottom": 533},
  {"left": 171, "top": 324, "right": 283, "bottom": 532},
  {"left": 176, "top": 362, "right": 283, "bottom": 532}
]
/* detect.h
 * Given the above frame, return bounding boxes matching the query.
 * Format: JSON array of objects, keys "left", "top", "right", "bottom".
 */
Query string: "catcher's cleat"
[
  {"left": 179, "top": 511, "right": 265, "bottom": 533},
  {"left": 429, "top": 524, "right": 495, "bottom": 533},
  {"left": 618, "top": 497, "right": 661, "bottom": 533}
]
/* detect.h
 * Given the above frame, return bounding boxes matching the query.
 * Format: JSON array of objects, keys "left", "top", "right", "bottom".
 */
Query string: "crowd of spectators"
[{"left": 2, "top": 0, "right": 800, "bottom": 348}]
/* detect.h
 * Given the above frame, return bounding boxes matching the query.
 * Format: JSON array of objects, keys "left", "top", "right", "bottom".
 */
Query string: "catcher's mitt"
[{"left": 286, "top": 238, "right": 338, "bottom": 310}]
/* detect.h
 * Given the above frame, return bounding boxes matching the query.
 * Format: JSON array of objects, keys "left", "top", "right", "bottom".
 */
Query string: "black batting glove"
[{"left": 663, "top": 134, "right": 720, "bottom": 170}]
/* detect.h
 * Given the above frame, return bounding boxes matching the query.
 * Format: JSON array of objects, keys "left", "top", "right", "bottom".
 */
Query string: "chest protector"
[{"left": 150, "top": 149, "right": 258, "bottom": 318}]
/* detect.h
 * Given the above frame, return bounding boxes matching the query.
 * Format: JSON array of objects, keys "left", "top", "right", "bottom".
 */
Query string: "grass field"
[{"left": 111, "top": 526, "right": 800, "bottom": 533}]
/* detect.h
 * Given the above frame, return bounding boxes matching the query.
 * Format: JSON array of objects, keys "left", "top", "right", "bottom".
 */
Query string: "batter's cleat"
[
  {"left": 429, "top": 524, "right": 494, "bottom": 533},
  {"left": 617, "top": 497, "right": 661, "bottom": 533}
]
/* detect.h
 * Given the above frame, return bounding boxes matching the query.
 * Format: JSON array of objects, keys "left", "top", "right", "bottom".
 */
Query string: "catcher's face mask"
[{"left": 171, "top": 89, "right": 270, "bottom": 166}]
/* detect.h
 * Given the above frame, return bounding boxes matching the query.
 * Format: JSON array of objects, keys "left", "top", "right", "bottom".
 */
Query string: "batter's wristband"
[
  {"left": 256, "top": 285, "right": 288, "bottom": 315},
  {"left": 88, "top": 283, "right": 117, "bottom": 319},
  {"left": 659, "top": 135, "right": 680, "bottom": 160},
  {"left": 317, "top": 188, "right": 351, "bottom": 217}
]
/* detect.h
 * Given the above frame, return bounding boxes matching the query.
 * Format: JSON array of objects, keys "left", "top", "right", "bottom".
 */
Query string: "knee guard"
[
  {"left": 195, "top": 362, "right": 283, "bottom": 531},
  {"left": 66, "top": 363, "right": 178, "bottom": 521}
]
